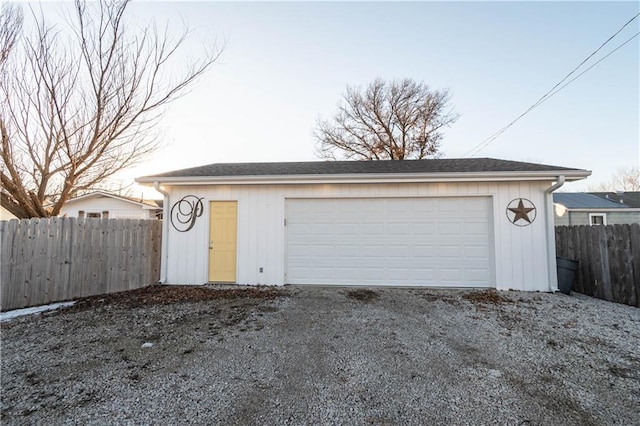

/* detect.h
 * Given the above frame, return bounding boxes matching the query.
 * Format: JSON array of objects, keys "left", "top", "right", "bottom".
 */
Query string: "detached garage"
[{"left": 136, "top": 158, "right": 589, "bottom": 292}]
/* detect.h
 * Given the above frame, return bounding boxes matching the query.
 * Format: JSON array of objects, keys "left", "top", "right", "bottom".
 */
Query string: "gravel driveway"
[{"left": 1, "top": 285, "right": 639, "bottom": 425}]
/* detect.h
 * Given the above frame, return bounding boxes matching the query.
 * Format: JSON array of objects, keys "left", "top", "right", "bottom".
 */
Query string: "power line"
[
  {"left": 465, "top": 31, "right": 639, "bottom": 158},
  {"left": 545, "top": 32, "right": 639, "bottom": 102},
  {"left": 463, "top": 12, "right": 640, "bottom": 158},
  {"left": 536, "top": 12, "right": 640, "bottom": 104}
]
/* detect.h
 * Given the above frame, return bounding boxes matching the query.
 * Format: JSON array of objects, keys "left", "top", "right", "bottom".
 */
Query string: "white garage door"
[{"left": 285, "top": 197, "right": 493, "bottom": 287}]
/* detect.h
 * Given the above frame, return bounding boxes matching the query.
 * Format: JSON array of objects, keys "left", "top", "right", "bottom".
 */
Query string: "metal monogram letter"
[{"left": 170, "top": 195, "right": 204, "bottom": 232}]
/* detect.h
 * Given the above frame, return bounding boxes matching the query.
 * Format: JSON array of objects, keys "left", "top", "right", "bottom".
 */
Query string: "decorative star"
[{"left": 508, "top": 199, "right": 535, "bottom": 224}]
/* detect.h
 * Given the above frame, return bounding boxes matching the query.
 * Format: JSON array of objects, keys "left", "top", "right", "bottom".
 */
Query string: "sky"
[{"left": 30, "top": 1, "right": 640, "bottom": 197}]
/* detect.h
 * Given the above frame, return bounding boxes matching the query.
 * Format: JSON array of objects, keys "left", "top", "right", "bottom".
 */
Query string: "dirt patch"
[
  {"left": 420, "top": 292, "right": 461, "bottom": 305},
  {"left": 345, "top": 289, "right": 380, "bottom": 302},
  {"left": 63, "top": 285, "right": 284, "bottom": 312},
  {"left": 462, "top": 289, "right": 510, "bottom": 305},
  {"left": 608, "top": 365, "right": 639, "bottom": 380}
]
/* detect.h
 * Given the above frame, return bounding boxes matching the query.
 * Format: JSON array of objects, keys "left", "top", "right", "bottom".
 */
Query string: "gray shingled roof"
[
  {"left": 141, "top": 158, "right": 585, "bottom": 179},
  {"left": 553, "top": 193, "right": 629, "bottom": 209},
  {"left": 591, "top": 192, "right": 640, "bottom": 208}
]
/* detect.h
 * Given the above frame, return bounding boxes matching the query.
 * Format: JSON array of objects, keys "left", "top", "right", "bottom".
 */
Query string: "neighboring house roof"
[
  {"left": 590, "top": 192, "right": 640, "bottom": 208},
  {"left": 63, "top": 191, "right": 163, "bottom": 210},
  {"left": 137, "top": 158, "right": 589, "bottom": 184},
  {"left": 553, "top": 193, "right": 630, "bottom": 209}
]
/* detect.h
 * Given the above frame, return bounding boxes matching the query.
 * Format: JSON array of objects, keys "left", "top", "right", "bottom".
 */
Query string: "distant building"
[
  {"left": 553, "top": 192, "right": 640, "bottom": 226},
  {"left": 58, "top": 191, "right": 163, "bottom": 220}
]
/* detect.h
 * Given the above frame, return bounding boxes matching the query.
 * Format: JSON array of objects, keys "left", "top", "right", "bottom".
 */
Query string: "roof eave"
[
  {"left": 554, "top": 207, "right": 639, "bottom": 212},
  {"left": 136, "top": 170, "right": 590, "bottom": 186}
]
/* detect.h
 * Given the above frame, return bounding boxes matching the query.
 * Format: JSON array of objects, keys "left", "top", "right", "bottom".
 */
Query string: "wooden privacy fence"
[
  {"left": 555, "top": 224, "right": 640, "bottom": 307},
  {"left": 1, "top": 218, "right": 162, "bottom": 311}
]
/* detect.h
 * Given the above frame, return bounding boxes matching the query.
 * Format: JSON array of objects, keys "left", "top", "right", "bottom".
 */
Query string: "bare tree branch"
[
  {"left": 1, "top": 0, "right": 222, "bottom": 218},
  {"left": 315, "top": 78, "right": 459, "bottom": 161},
  {"left": 588, "top": 166, "right": 640, "bottom": 192}
]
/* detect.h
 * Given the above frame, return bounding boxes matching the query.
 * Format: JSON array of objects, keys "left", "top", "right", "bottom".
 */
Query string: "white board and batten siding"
[{"left": 164, "top": 181, "right": 554, "bottom": 291}]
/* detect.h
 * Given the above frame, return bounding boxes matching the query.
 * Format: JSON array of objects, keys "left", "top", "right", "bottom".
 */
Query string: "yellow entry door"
[{"left": 208, "top": 201, "right": 238, "bottom": 282}]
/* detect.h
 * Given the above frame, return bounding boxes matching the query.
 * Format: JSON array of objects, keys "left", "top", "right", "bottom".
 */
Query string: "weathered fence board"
[
  {"left": 0, "top": 218, "right": 162, "bottom": 311},
  {"left": 556, "top": 224, "right": 639, "bottom": 307}
]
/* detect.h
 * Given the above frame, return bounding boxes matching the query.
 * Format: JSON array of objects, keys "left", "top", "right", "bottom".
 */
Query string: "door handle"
[{"left": 209, "top": 240, "right": 214, "bottom": 250}]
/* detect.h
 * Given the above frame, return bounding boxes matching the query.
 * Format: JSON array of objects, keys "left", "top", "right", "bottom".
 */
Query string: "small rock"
[
  {"left": 488, "top": 369, "right": 502, "bottom": 379},
  {"left": 141, "top": 342, "right": 154, "bottom": 348}
]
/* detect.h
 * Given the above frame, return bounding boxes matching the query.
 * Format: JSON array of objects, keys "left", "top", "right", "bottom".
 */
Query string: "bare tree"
[
  {"left": 1, "top": 0, "right": 222, "bottom": 218},
  {"left": 314, "top": 78, "right": 458, "bottom": 161},
  {"left": 589, "top": 166, "right": 640, "bottom": 192},
  {"left": 0, "top": 4, "right": 22, "bottom": 66}
]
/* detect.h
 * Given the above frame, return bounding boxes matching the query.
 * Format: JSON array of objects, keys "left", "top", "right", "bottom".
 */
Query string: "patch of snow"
[
  {"left": 141, "top": 342, "right": 154, "bottom": 348},
  {"left": 1, "top": 301, "right": 76, "bottom": 323}
]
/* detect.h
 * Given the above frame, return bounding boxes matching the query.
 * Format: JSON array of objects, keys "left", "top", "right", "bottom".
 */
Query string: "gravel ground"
[{"left": 1, "top": 285, "right": 639, "bottom": 425}]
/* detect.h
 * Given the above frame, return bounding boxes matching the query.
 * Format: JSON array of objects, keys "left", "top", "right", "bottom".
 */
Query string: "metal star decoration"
[{"left": 506, "top": 198, "right": 536, "bottom": 226}]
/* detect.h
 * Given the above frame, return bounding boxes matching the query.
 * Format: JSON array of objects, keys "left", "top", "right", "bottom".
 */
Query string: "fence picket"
[
  {"left": 34, "top": 219, "right": 48, "bottom": 305},
  {"left": 80, "top": 219, "right": 92, "bottom": 297},
  {"left": 1, "top": 221, "right": 12, "bottom": 306},
  {"left": 142, "top": 221, "right": 152, "bottom": 286},
  {"left": 151, "top": 221, "right": 161, "bottom": 284},
  {"left": 45, "top": 218, "right": 58, "bottom": 304},
  {"left": 595, "top": 226, "right": 611, "bottom": 301},
  {"left": 131, "top": 220, "right": 141, "bottom": 290}
]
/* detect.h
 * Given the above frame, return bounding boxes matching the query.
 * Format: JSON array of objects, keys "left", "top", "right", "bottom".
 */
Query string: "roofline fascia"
[{"left": 136, "top": 170, "right": 591, "bottom": 186}]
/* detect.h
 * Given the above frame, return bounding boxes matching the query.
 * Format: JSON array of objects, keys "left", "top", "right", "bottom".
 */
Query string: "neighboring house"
[
  {"left": 0, "top": 205, "right": 18, "bottom": 221},
  {"left": 553, "top": 192, "right": 640, "bottom": 226},
  {"left": 58, "top": 191, "right": 163, "bottom": 220},
  {"left": 137, "top": 158, "right": 589, "bottom": 292}
]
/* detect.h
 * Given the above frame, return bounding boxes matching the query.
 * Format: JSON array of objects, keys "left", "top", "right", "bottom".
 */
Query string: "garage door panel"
[
  {"left": 440, "top": 269, "right": 463, "bottom": 281},
  {"left": 464, "top": 245, "right": 490, "bottom": 258},
  {"left": 336, "top": 223, "right": 359, "bottom": 234},
  {"left": 463, "top": 197, "right": 489, "bottom": 209},
  {"left": 286, "top": 197, "right": 492, "bottom": 287},
  {"left": 363, "top": 223, "right": 384, "bottom": 235},
  {"left": 387, "top": 223, "right": 408, "bottom": 234},
  {"left": 361, "top": 268, "right": 386, "bottom": 280},
  {"left": 334, "top": 267, "right": 360, "bottom": 278},
  {"left": 337, "top": 245, "right": 359, "bottom": 257},
  {"left": 437, "top": 245, "right": 463, "bottom": 258},
  {"left": 413, "top": 245, "right": 438, "bottom": 257},
  {"left": 466, "top": 269, "right": 491, "bottom": 281},
  {"left": 287, "top": 223, "right": 309, "bottom": 235},
  {"left": 436, "top": 199, "right": 462, "bottom": 212},
  {"left": 413, "top": 223, "right": 436, "bottom": 235},
  {"left": 388, "top": 246, "right": 410, "bottom": 258},
  {"left": 360, "top": 246, "right": 386, "bottom": 257},
  {"left": 439, "top": 223, "right": 463, "bottom": 234}
]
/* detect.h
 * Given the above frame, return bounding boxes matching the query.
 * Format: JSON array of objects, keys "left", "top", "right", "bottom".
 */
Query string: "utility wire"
[
  {"left": 465, "top": 31, "right": 640, "bottom": 158},
  {"left": 464, "top": 12, "right": 640, "bottom": 157},
  {"left": 545, "top": 32, "right": 639, "bottom": 102}
]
